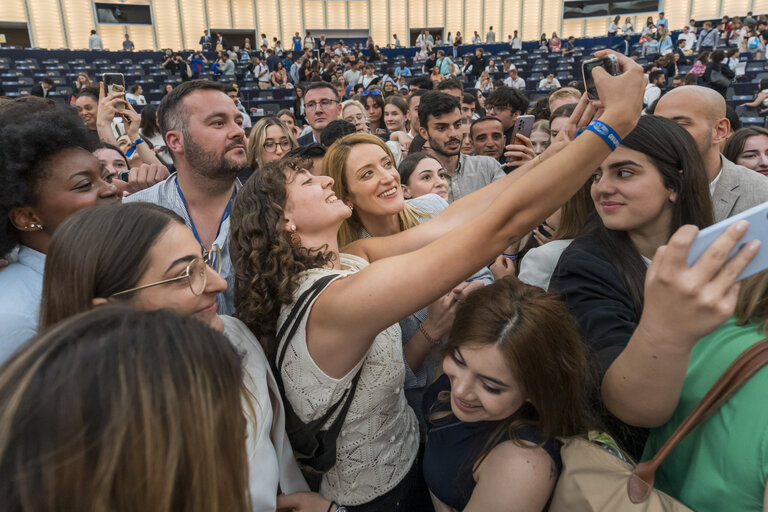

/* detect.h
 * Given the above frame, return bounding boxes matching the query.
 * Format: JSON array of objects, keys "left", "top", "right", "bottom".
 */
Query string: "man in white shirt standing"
[
  {"left": 393, "top": 34, "right": 402, "bottom": 48},
  {"left": 254, "top": 57, "right": 270, "bottom": 90},
  {"left": 510, "top": 30, "right": 522, "bottom": 50},
  {"left": 486, "top": 26, "right": 496, "bottom": 43},
  {"left": 678, "top": 26, "right": 697, "bottom": 53},
  {"left": 88, "top": 30, "right": 103, "bottom": 50},
  {"left": 504, "top": 68, "right": 526, "bottom": 90}
]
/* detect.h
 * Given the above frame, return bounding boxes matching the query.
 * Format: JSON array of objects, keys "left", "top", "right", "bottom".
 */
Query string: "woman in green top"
[{"left": 642, "top": 270, "right": 768, "bottom": 511}]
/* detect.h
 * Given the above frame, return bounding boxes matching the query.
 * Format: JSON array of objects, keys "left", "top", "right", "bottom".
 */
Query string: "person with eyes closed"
[
  {"left": 123, "top": 80, "right": 248, "bottom": 316},
  {"left": 723, "top": 126, "right": 768, "bottom": 177},
  {"left": 37, "top": 202, "right": 310, "bottom": 512},
  {"left": 230, "top": 49, "right": 647, "bottom": 511},
  {"left": 549, "top": 115, "right": 714, "bottom": 458},
  {"left": 247, "top": 117, "right": 299, "bottom": 171},
  {"left": 0, "top": 104, "right": 120, "bottom": 363},
  {"left": 422, "top": 277, "right": 598, "bottom": 512}
]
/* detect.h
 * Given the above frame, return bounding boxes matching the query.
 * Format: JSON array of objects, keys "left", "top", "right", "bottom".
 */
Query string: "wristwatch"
[{"left": 336, "top": 507, "right": 348, "bottom": 512}]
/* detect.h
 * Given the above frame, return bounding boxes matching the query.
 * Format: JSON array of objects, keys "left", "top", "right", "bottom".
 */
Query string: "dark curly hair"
[
  {"left": 229, "top": 157, "right": 334, "bottom": 354},
  {"left": 0, "top": 105, "right": 98, "bottom": 256}
]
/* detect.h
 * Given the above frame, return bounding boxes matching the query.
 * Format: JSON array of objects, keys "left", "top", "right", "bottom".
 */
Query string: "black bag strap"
[{"left": 273, "top": 273, "right": 364, "bottom": 436}]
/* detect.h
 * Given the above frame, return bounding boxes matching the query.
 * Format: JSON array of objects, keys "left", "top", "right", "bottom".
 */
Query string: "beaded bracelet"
[{"left": 419, "top": 323, "right": 441, "bottom": 345}]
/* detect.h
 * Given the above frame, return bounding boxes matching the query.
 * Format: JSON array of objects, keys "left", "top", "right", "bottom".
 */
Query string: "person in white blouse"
[{"left": 38, "top": 203, "right": 309, "bottom": 512}]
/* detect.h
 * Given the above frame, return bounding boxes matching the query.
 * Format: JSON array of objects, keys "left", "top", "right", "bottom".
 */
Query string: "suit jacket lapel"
[{"left": 713, "top": 157, "right": 740, "bottom": 221}]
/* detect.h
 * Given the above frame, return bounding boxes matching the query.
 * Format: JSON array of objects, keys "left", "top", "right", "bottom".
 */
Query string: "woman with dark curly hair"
[
  {"left": 0, "top": 103, "right": 120, "bottom": 362},
  {"left": 228, "top": 56, "right": 646, "bottom": 510}
]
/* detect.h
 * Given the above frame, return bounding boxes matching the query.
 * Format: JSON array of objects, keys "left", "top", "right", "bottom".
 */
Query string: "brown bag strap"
[{"left": 628, "top": 337, "right": 768, "bottom": 503}]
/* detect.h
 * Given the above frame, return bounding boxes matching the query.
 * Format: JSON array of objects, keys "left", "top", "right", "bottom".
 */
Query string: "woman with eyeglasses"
[
  {"left": 38, "top": 202, "right": 310, "bottom": 512},
  {"left": 342, "top": 99, "right": 369, "bottom": 134},
  {"left": 247, "top": 117, "right": 299, "bottom": 170}
]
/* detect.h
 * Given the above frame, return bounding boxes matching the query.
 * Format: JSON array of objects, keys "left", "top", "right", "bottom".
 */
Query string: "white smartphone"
[{"left": 686, "top": 201, "right": 768, "bottom": 281}]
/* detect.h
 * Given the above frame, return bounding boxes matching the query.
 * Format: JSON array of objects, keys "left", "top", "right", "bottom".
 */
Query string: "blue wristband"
[
  {"left": 583, "top": 120, "right": 621, "bottom": 150},
  {"left": 502, "top": 252, "right": 520, "bottom": 261},
  {"left": 125, "top": 138, "right": 143, "bottom": 158}
]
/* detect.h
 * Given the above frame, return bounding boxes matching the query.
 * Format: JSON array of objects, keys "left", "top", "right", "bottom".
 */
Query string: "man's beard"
[
  {"left": 183, "top": 129, "right": 246, "bottom": 181},
  {"left": 428, "top": 135, "right": 461, "bottom": 157}
]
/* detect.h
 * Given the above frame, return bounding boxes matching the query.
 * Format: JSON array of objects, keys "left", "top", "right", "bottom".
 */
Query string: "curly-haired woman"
[
  {"left": 0, "top": 102, "right": 120, "bottom": 361},
  {"left": 228, "top": 52, "right": 646, "bottom": 511}
]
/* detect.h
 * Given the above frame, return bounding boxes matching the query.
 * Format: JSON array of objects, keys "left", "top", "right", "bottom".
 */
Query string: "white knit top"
[{"left": 276, "top": 253, "right": 419, "bottom": 505}]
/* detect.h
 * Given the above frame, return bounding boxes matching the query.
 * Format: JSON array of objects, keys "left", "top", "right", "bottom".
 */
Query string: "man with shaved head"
[{"left": 655, "top": 85, "right": 768, "bottom": 220}]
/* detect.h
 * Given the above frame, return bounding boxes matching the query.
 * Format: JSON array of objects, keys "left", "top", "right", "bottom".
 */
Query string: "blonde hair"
[
  {"left": 547, "top": 87, "right": 581, "bottom": 110},
  {"left": 246, "top": 117, "right": 297, "bottom": 169},
  {"left": 323, "top": 132, "right": 426, "bottom": 246},
  {"left": 341, "top": 99, "right": 369, "bottom": 129},
  {"left": 531, "top": 118, "right": 550, "bottom": 135}
]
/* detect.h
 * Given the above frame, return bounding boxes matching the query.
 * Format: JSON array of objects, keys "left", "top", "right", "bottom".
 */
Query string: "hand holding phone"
[
  {"left": 102, "top": 73, "right": 126, "bottom": 111},
  {"left": 687, "top": 201, "right": 768, "bottom": 280},
  {"left": 638, "top": 221, "right": 759, "bottom": 351},
  {"left": 582, "top": 55, "right": 619, "bottom": 100}
]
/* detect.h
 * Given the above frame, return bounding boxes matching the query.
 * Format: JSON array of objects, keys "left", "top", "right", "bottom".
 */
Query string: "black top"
[
  {"left": 549, "top": 235, "right": 638, "bottom": 373},
  {"left": 549, "top": 235, "right": 649, "bottom": 459},
  {"left": 422, "top": 374, "right": 562, "bottom": 511}
]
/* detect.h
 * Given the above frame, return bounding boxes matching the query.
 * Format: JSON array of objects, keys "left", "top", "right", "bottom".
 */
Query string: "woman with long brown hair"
[
  {"left": 0, "top": 307, "right": 251, "bottom": 512},
  {"left": 423, "top": 277, "right": 597, "bottom": 511},
  {"left": 38, "top": 202, "right": 309, "bottom": 511},
  {"left": 229, "top": 51, "right": 646, "bottom": 510}
]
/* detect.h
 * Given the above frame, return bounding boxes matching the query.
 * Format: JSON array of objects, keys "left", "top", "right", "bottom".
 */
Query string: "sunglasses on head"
[{"left": 361, "top": 89, "right": 382, "bottom": 96}]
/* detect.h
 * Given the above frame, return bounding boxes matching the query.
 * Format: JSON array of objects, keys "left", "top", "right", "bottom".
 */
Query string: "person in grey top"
[
  {"left": 418, "top": 92, "right": 506, "bottom": 202},
  {"left": 486, "top": 26, "right": 496, "bottom": 43},
  {"left": 88, "top": 30, "right": 103, "bottom": 50},
  {"left": 124, "top": 80, "right": 248, "bottom": 315}
]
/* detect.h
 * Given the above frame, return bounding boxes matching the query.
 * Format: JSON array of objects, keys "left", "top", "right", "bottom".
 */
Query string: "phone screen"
[
  {"left": 582, "top": 57, "right": 618, "bottom": 100},
  {"left": 103, "top": 73, "right": 126, "bottom": 111}
]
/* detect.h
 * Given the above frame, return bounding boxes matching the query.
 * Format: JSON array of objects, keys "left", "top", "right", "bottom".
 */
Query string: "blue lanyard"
[{"left": 175, "top": 178, "right": 236, "bottom": 248}]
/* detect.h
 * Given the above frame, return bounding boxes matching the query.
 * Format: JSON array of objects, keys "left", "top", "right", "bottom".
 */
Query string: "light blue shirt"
[
  {"left": 123, "top": 173, "right": 237, "bottom": 315},
  {"left": 0, "top": 246, "right": 45, "bottom": 363},
  {"left": 394, "top": 66, "right": 412, "bottom": 77}
]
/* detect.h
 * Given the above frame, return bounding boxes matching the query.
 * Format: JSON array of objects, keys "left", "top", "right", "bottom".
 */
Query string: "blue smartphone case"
[{"left": 686, "top": 200, "right": 768, "bottom": 281}]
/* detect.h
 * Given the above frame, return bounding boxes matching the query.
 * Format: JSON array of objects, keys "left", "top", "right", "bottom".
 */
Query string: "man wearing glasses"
[
  {"left": 124, "top": 80, "right": 247, "bottom": 315},
  {"left": 297, "top": 82, "right": 342, "bottom": 146}
]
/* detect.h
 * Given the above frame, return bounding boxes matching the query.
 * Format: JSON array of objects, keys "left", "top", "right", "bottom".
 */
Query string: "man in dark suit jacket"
[
  {"left": 297, "top": 81, "right": 342, "bottom": 146},
  {"left": 31, "top": 77, "right": 54, "bottom": 98},
  {"left": 451, "top": 42, "right": 461, "bottom": 60}
]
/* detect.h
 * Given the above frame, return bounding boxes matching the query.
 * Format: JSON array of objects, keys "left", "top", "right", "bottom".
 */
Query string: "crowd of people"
[{"left": 2, "top": 8, "right": 768, "bottom": 512}]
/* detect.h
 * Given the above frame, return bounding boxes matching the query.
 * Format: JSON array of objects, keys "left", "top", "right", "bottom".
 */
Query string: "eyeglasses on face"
[
  {"left": 263, "top": 140, "right": 293, "bottom": 152},
  {"left": 305, "top": 99, "right": 339, "bottom": 111},
  {"left": 361, "top": 89, "right": 382, "bottom": 96},
  {"left": 111, "top": 245, "right": 222, "bottom": 298}
]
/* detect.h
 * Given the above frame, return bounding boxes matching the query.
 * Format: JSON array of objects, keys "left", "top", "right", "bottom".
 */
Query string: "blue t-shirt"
[{"left": 292, "top": 36, "right": 302, "bottom": 51}]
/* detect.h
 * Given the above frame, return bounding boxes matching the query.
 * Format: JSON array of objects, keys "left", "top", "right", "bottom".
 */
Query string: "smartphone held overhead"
[
  {"left": 687, "top": 201, "right": 768, "bottom": 281},
  {"left": 582, "top": 55, "right": 620, "bottom": 100},
  {"left": 102, "top": 72, "right": 126, "bottom": 111}
]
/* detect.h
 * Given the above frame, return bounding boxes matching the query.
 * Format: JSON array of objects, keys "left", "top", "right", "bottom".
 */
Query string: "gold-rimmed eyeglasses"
[{"left": 111, "top": 245, "right": 221, "bottom": 297}]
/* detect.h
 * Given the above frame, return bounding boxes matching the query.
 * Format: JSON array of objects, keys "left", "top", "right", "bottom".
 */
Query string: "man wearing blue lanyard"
[{"left": 124, "top": 80, "right": 247, "bottom": 315}]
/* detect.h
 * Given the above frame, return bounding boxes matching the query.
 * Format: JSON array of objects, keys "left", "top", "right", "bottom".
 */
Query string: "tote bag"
[{"left": 550, "top": 338, "right": 768, "bottom": 511}]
